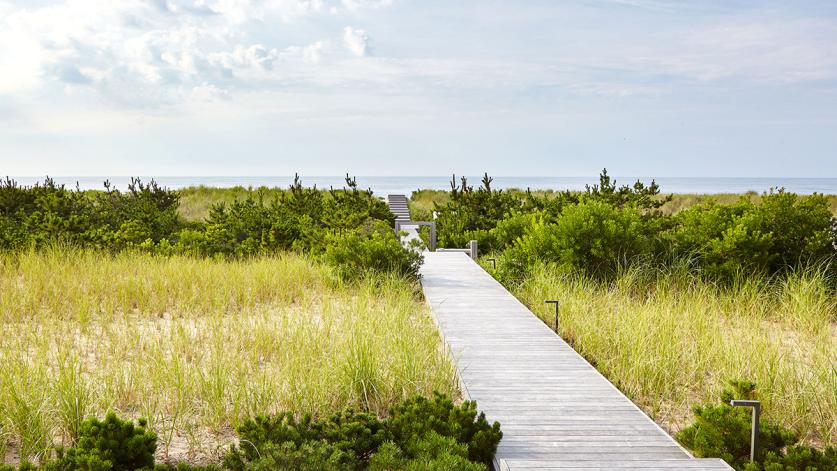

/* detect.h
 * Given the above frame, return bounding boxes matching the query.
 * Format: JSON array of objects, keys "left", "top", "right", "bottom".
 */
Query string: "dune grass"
[
  {"left": 505, "top": 261, "right": 836, "bottom": 447},
  {"left": 0, "top": 248, "right": 456, "bottom": 463},
  {"left": 176, "top": 185, "right": 291, "bottom": 221}
]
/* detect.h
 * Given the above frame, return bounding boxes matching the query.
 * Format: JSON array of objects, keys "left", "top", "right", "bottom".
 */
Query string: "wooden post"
[{"left": 469, "top": 240, "right": 478, "bottom": 260}]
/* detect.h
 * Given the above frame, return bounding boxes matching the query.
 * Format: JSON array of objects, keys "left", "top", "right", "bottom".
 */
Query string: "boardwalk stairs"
[
  {"left": 386, "top": 194, "right": 411, "bottom": 222},
  {"left": 386, "top": 194, "right": 437, "bottom": 250}
]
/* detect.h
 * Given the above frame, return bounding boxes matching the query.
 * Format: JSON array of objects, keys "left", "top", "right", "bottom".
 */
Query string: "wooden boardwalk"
[
  {"left": 386, "top": 194, "right": 411, "bottom": 222},
  {"left": 420, "top": 252, "right": 732, "bottom": 471},
  {"left": 387, "top": 194, "right": 425, "bottom": 248}
]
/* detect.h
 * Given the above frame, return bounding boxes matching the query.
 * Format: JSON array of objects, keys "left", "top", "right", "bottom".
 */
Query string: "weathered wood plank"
[
  {"left": 501, "top": 458, "right": 733, "bottom": 470},
  {"left": 420, "top": 252, "right": 732, "bottom": 470}
]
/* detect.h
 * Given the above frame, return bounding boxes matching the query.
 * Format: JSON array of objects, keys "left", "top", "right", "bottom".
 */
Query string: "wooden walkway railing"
[{"left": 420, "top": 252, "right": 733, "bottom": 471}]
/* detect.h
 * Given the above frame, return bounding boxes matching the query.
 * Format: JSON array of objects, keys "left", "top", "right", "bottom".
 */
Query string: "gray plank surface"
[
  {"left": 386, "top": 194, "right": 411, "bottom": 221},
  {"left": 420, "top": 252, "right": 733, "bottom": 471}
]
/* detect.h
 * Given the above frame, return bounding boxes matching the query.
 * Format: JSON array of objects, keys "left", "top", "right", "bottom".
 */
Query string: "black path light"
[
  {"left": 730, "top": 399, "right": 760, "bottom": 462},
  {"left": 545, "top": 300, "right": 560, "bottom": 333},
  {"left": 486, "top": 258, "right": 497, "bottom": 269}
]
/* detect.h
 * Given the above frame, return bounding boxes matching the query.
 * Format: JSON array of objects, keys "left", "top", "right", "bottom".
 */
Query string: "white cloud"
[
  {"left": 0, "top": 28, "right": 42, "bottom": 93},
  {"left": 1, "top": 0, "right": 835, "bottom": 123},
  {"left": 209, "top": 44, "right": 281, "bottom": 71},
  {"left": 190, "top": 82, "right": 230, "bottom": 101},
  {"left": 0, "top": 0, "right": 393, "bottom": 104},
  {"left": 341, "top": 0, "right": 392, "bottom": 12},
  {"left": 302, "top": 41, "right": 326, "bottom": 64},
  {"left": 343, "top": 26, "right": 370, "bottom": 56}
]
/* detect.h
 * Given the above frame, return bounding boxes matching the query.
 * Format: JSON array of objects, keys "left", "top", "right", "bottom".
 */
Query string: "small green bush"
[
  {"left": 387, "top": 392, "right": 502, "bottom": 466},
  {"left": 323, "top": 221, "right": 423, "bottom": 280},
  {"left": 432, "top": 169, "right": 668, "bottom": 253},
  {"left": 667, "top": 191, "right": 835, "bottom": 279},
  {"left": 505, "top": 199, "right": 652, "bottom": 277},
  {"left": 227, "top": 440, "right": 355, "bottom": 471},
  {"left": 225, "top": 409, "right": 389, "bottom": 470},
  {"left": 488, "top": 210, "right": 540, "bottom": 251},
  {"left": 367, "top": 433, "right": 484, "bottom": 471},
  {"left": 47, "top": 412, "right": 157, "bottom": 471},
  {"left": 753, "top": 445, "right": 837, "bottom": 471},
  {"left": 678, "top": 380, "right": 836, "bottom": 471}
]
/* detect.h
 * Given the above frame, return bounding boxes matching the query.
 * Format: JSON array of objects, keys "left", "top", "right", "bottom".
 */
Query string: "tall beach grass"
[
  {"left": 509, "top": 261, "right": 836, "bottom": 447},
  {"left": 0, "top": 248, "right": 456, "bottom": 463}
]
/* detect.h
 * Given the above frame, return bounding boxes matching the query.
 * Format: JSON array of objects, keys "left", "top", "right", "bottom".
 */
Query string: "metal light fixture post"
[
  {"left": 545, "top": 300, "right": 560, "bottom": 333},
  {"left": 730, "top": 399, "right": 760, "bottom": 462}
]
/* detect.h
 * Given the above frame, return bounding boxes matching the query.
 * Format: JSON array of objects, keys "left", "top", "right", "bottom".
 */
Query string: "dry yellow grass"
[
  {"left": 507, "top": 262, "right": 836, "bottom": 447},
  {"left": 0, "top": 248, "right": 456, "bottom": 463}
]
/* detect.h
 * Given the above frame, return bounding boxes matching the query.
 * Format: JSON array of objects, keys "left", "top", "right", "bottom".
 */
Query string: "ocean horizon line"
[{"left": 6, "top": 175, "right": 837, "bottom": 195}]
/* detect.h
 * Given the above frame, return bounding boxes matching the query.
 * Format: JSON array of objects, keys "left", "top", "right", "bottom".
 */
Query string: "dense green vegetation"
[
  {"left": 1, "top": 395, "right": 501, "bottom": 470},
  {"left": 409, "top": 187, "right": 837, "bottom": 221},
  {"left": 0, "top": 175, "right": 420, "bottom": 279},
  {"left": 422, "top": 171, "right": 836, "bottom": 281}
]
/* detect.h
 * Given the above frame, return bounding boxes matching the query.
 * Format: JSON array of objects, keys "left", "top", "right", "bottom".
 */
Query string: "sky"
[{"left": 1, "top": 0, "right": 836, "bottom": 178}]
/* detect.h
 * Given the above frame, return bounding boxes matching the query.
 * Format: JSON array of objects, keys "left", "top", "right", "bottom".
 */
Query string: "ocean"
[{"left": 7, "top": 176, "right": 837, "bottom": 195}]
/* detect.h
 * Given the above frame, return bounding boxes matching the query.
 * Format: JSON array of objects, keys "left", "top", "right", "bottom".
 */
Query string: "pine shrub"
[{"left": 678, "top": 380, "right": 836, "bottom": 471}]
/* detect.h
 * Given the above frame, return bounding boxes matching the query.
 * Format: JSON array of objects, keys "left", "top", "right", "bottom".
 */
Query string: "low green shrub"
[
  {"left": 677, "top": 380, "right": 836, "bottom": 471},
  {"left": 488, "top": 210, "right": 541, "bottom": 250},
  {"left": 183, "top": 175, "right": 393, "bottom": 258},
  {"left": 387, "top": 392, "right": 502, "bottom": 466},
  {"left": 755, "top": 445, "right": 837, "bottom": 471},
  {"left": 666, "top": 191, "right": 835, "bottom": 279},
  {"left": 46, "top": 412, "right": 157, "bottom": 471},
  {"left": 224, "top": 392, "right": 501, "bottom": 471},
  {"left": 367, "top": 433, "right": 484, "bottom": 471},
  {"left": 323, "top": 221, "right": 423, "bottom": 280},
  {"left": 224, "top": 410, "right": 389, "bottom": 470},
  {"left": 504, "top": 199, "right": 653, "bottom": 277}
]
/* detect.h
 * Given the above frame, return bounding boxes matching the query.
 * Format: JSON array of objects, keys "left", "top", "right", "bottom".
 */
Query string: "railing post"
[
  {"left": 469, "top": 240, "right": 478, "bottom": 260},
  {"left": 429, "top": 222, "right": 437, "bottom": 252}
]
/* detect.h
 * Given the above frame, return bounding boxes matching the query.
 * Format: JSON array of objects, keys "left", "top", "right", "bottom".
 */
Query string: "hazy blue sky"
[{"left": 1, "top": 0, "right": 836, "bottom": 177}]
